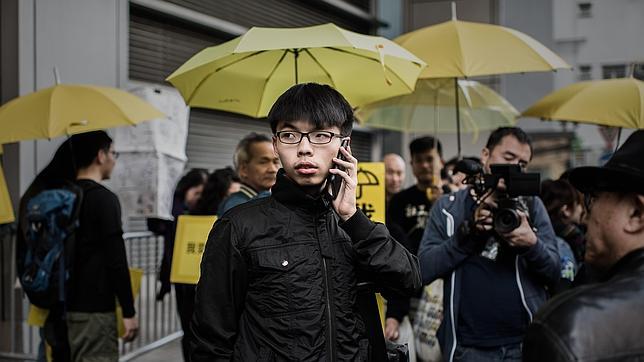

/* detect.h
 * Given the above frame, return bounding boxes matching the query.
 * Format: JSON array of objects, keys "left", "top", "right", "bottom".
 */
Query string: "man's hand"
[
  {"left": 501, "top": 210, "right": 537, "bottom": 248},
  {"left": 329, "top": 146, "right": 358, "bottom": 221},
  {"left": 122, "top": 317, "right": 139, "bottom": 342},
  {"left": 384, "top": 318, "right": 400, "bottom": 341},
  {"left": 473, "top": 188, "right": 497, "bottom": 232}
]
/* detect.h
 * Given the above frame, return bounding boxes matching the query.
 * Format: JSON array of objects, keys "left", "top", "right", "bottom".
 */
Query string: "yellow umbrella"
[
  {"left": 166, "top": 23, "right": 426, "bottom": 118},
  {"left": 0, "top": 145, "right": 15, "bottom": 224},
  {"left": 394, "top": 5, "right": 570, "bottom": 156},
  {"left": 0, "top": 84, "right": 165, "bottom": 144},
  {"left": 356, "top": 78, "right": 517, "bottom": 139},
  {"left": 522, "top": 77, "right": 644, "bottom": 129},
  {"left": 395, "top": 14, "right": 570, "bottom": 79}
]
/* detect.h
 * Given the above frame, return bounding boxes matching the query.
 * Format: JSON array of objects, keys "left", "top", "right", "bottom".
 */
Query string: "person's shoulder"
[
  {"left": 389, "top": 185, "right": 419, "bottom": 204},
  {"left": 77, "top": 180, "right": 119, "bottom": 205},
  {"left": 221, "top": 194, "right": 273, "bottom": 221},
  {"left": 435, "top": 188, "right": 469, "bottom": 209}
]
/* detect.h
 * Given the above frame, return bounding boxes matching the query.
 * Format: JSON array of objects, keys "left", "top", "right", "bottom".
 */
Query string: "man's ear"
[
  {"left": 238, "top": 162, "right": 248, "bottom": 180},
  {"left": 624, "top": 194, "right": 644, "bottom": 234},
  {"left": 272, "top": 136, "right": 279, "bottom": 157},
  {"left": 480, "top": 147, "right": 490, "bottom": 165},
  {"left": 96, "top": 149, "right": 108, "bottom": 165}
]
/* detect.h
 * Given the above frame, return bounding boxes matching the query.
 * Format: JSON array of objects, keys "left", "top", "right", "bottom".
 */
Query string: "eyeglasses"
[{"left": 275, "top": 130, "right": 344, "bottom": 145}]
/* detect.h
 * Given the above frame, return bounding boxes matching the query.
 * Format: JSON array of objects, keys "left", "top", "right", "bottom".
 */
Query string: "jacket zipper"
[
  {"left": 443, "top": 208, "right": 458, "bottom": 362},
  {"left": 315, "top": 212, "right": 336, "bottom": 361},
  {"left": 515, "top": 256, "right": 533, "bottom": 321}
]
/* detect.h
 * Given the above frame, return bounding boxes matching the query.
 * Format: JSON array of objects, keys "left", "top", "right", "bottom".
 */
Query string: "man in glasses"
[
  {"left": 523, "top": 130, "right": 644, "bottom": 361},
  {"left": 191, "top": 83, "right": 421, "bottom": 361}
]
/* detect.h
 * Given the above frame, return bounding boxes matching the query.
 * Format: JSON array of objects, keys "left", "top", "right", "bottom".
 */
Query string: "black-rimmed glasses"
[{"left": 275, "top": 130, "right": 344, "bottom": 145}]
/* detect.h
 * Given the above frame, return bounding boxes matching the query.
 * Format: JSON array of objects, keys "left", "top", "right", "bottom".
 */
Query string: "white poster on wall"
[{"left": 107, "top": 84, "right": 190, "bottom": 223}]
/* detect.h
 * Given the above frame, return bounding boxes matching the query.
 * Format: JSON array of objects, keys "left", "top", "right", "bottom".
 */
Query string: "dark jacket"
[
  {"left": 67, "top": 180, "right": 135, "bottom": 317},
  {"left": 191, "top": 170, "right": 421, "bottom": 362},
  {"left": 417, "top": 188, "right": 560, "bottom": 361},
  {"left": 523, "top": 247, "right": 644, "bottom": 362}
]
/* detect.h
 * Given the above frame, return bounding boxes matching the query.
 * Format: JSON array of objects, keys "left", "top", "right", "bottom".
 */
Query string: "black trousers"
[
  {"left": 175, "top": 283, "right": 196, "bottom": 362},
  {"left": 44, "top": 303, "right": 71, "bottom": 362}
]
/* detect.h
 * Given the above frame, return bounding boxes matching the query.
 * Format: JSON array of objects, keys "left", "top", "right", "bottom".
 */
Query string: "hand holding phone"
[{"left": 328, "top": 139, "right": 350, "bottom": 200}]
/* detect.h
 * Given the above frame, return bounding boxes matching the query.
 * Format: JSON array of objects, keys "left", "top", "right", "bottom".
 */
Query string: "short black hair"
[
  {"left": 409, "top": 136, "right": 442, "bottom": 158},
  {"left": 540, "top": 179, "right": 583, "bottom": 222},
  {"left": 174, "top": 168, "right": 208, "bottom": 201},
  {"left": 193, "top": 167, "right": 240, "bottom": 215},
  {"left": 268, "top": 83, "right": 354, "bottom": 136},
  {"left": 486, "top": 127, "right": 533, "bottom": 159},
  {"left": 70, "top": 131, "right": 113, "bottom": 170}
]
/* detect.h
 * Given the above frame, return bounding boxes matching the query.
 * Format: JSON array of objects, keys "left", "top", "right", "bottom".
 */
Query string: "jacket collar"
[
  {"left": 605, "top": 247, "right": 644, "bottom": 281},
  {"left": 238, "top": 183, "right": 259, "bottom": 199},
  {"left": 271, "top": 169, "right": 330, "bottom": 212}
]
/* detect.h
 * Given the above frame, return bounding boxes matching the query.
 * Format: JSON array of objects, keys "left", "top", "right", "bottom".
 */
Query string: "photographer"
[{"left": 418, "top": 127, "right": 560, "bottom": 362}]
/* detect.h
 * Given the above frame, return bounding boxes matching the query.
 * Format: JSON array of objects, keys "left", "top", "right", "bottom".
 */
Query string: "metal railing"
[{"left": 0, "top": 226, "right": 182, "bottom": 361}]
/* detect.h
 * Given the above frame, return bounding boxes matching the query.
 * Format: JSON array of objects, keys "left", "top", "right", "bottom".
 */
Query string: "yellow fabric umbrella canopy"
[
  {"left": 395, "top": 18, "right": 570, "bottom": 79},
  {"left": 0, "top": 84, "right": 165, "bottom": 144},
  {"left": 356, "top": 78, "right": 517, "bottom": 136},
  {"left": 522, "top": 77, "right": 644, "bottom": 129},
  {"left": 166, "top": 23, "right": 426, "bottom": 118}
]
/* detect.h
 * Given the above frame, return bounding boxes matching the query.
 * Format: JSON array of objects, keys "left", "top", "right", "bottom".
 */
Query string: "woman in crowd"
[
  {"left": 192, "top": 167, "right": 240, "bottom": 216},
  {"left": 540, "top": 178, "right": 585, "bottom": 293},
  {"left": 157, "top": 168, "right": 207, "bottom": 362}
]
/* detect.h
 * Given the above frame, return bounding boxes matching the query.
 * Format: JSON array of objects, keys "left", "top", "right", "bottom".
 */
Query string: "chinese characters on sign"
[{"left": 356, "top": 162, "right": 385, "bottom": 224}]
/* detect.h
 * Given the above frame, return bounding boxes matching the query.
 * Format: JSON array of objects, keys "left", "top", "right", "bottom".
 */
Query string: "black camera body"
[{"left": 455, "top": 160, "right": 540, "bottom": 233}]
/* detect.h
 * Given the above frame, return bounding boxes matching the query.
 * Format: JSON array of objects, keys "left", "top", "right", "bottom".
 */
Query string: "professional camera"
[{"left": 454, "top": 159, "right": 541, "bottom": 233}]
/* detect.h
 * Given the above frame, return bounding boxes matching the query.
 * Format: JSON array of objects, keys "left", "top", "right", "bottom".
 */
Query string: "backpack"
[{"left": 20, "top": 183, "right": 83, "bottom": 309}]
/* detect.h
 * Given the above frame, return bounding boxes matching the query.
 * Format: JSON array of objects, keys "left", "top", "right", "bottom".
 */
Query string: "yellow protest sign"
[
  {"left": 170, "top": 215, "right": 217, "bottom": 284},
  {"left": 117, "top": 268, "right": 144, "bottom": 337},
  {"left": 356, "top": 162, "right": 385, "bottom": 223},
  {"left": 27, "top": 304, "right": 49, "bottom": 327},
  {"left": 0, "top": 164, "right": 15, "bottom": 224}
]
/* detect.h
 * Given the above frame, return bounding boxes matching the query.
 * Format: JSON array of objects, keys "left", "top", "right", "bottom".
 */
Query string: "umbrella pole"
[
  {"left": 454, "top": 78, "right": 462, "bottom": 159},
  {"left": 294, "top": 49, "right": 300, "bottom": 84}
]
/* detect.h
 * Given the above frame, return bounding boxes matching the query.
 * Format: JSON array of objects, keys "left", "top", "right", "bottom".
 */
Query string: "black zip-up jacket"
[
  {"left": 191, "top": 170, "right": 421, "bottom": 361},
  {"left": 523, "top": 247, "right": 644, "bottom": 361}
]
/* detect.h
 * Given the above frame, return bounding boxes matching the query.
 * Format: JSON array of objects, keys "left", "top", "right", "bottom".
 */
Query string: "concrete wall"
[
  {"left": 2, "top": 0, "right": 127, "bottom": 207},
  {"left": 550, "top": 0, "right": 644, "bottom": 151}
]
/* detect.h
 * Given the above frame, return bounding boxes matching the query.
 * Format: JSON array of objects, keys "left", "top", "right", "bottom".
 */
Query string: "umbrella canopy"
[
  {"left": 522, "top": 77, "right": 644, "bottom": 129},
  {"left": 0, "top": 84, "right": 165, "bottom": 144},
  {"left": 395, "top": 18, "right": 571, "bottom": 79},
  {"left": 356, "top": 78, "right": 517, "bottom": 136},
  {"left": 166, "top": 23, "right": 426, "bottom": 118}
]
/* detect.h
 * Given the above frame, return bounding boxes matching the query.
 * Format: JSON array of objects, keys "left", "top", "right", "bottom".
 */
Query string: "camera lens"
[{"left": 494, "top": 208, "right": 521, "bottom": 233}]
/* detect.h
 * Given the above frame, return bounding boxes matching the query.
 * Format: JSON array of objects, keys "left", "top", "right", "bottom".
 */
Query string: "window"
[
  {"left": 578, "top": 2, "right": 592, "bottom": 18},
  {"left": 602, "top": 64, "right": 626, "bottom": 79},
  {"left": 633, "top": 63, "right": 644, "bottom": 81},
  {"left": 578, "top": 65, "right": 592, "bottom": 81}
]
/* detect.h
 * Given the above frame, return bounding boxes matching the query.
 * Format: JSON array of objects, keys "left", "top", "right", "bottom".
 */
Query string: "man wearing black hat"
[{"left": 523, "top": 130, "right": 644, "bottom": 361}]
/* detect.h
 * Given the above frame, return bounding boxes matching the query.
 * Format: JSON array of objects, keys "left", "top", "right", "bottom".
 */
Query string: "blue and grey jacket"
[{"left": 417, "top": 188, "right": 560, "bottom": 362}]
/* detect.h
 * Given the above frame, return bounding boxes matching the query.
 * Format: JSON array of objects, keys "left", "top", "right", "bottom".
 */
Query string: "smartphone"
[{"left": 327, "top": 139, "right": 350, "bottom": 199}]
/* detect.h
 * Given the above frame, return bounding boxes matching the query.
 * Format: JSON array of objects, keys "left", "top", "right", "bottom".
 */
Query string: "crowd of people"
[{"left": 14, "top": 82, "right": 644, "bottom": 362}]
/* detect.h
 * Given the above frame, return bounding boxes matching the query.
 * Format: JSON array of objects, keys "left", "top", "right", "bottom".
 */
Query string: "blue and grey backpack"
[{"left": 20, "top": 184, "right": 83, "bottom": 308}]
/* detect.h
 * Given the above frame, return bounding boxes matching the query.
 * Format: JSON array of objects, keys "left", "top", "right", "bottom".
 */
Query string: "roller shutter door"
[{"left": 186, "top": 109, "right": 273, "bottom": 170}]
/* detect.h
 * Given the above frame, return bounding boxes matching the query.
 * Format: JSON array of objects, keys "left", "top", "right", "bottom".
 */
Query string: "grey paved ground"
[{"left": 130, "top": 339, "right": 182, "bottom": 362}]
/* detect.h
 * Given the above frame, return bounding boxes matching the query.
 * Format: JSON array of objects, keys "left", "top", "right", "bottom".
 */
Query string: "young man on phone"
[{"left": 191, "top": 83, "right": 421, "bottom": 361}]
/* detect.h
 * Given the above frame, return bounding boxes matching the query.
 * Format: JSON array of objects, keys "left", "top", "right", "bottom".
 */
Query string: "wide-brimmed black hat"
[{"left": 570, "top": 130, "right": 644, "bottom": 195}]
